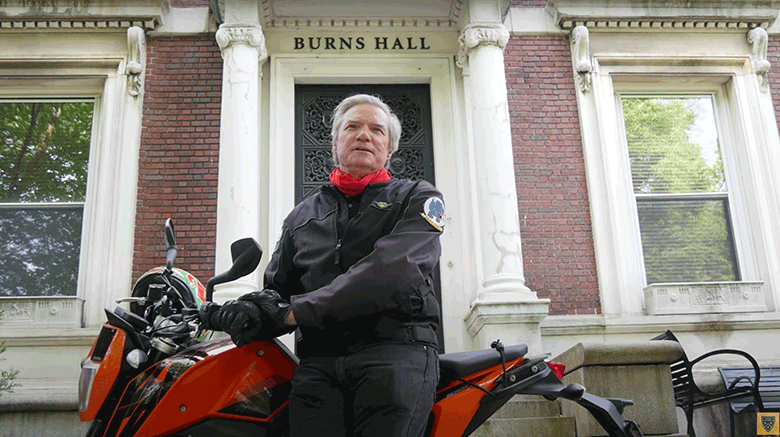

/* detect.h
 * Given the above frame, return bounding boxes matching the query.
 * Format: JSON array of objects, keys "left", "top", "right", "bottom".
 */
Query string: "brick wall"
[
  {"left": 133, "top": 34, "right": 222, "bottom": 286},
  {"left": 768, "top": 39, "right": 780, "bottom": 132},
  {"left": 505, "top": 35, "right": 601, "bottom": 315}
]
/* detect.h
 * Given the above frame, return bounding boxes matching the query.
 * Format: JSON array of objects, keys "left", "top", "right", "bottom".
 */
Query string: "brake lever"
[{"left": 116, "top": 297, "right": 147, "bottom": 305}]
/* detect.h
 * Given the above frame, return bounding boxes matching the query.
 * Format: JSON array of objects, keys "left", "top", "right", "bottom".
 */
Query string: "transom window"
[
  {"left": 619, "top": 95, "right": 739, "bottom": 284},
  {"left": 0, "top": 99, "right": 94, "bottom": 296}
]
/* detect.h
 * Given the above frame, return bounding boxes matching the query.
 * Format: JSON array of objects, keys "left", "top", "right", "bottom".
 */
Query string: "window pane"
[
  {"left": 0, "top": 207, "right": 83, "bottom": 296},
  {"left": 621, "top": 96, "right": 725, "bottom": 194},
  {"left": 0, "top": 101, "right": 93, "bottom": 203},
  {"left": 637, "top": 198, "right": 738, "bottom": 284}
]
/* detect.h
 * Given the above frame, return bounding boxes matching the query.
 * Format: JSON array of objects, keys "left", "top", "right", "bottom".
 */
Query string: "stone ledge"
[{"left": 552, "top": 341, "right": 684, "bottom": 375}]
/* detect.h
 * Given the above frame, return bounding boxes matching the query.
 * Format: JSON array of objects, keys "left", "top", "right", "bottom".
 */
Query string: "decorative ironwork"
[
  {"left": 302, "top": 95, "right": 342, "bottom": 145},
  {"left": 389, "top": 149, "right": 425, "bottom": 181},
  {"left": 295, "top": 85, "right": 433, "bottom": 202},
  {"left": 303, "top": 149, "right": 335, "bottom": 182}
]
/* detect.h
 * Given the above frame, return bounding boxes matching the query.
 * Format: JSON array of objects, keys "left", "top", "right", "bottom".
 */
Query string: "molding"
[
  {"left": 548, "top": 1, "right": 779, "bottom": 31},
  {"left": 557, "top": 18, "right": 770, "bottom": 31},
  {"left": 455, "top": 23, "right": 510, "bottom": 68},
  {"left": 126, "top": 26, "right": 146, "bottom": 98},
  {"left": 541, "top": 312, "right": 780, "bottom": 336},
  {"left": 215, "top": 24, "right": 268, "bottom": 61},
  {"left": 0, "top": 17, "right": 159, "bottom": 31},
  {"left": 0, "top": 328, "right": 100, "bottom": 347},
  {"left": 259, "top": 0, "right": 465, "bottom": 29},
  {"left": 571, "top": 25, "right": 592, "bottom": 93},
  {"left": 748, "top": 27, "right": 771, "bottom": 93}
]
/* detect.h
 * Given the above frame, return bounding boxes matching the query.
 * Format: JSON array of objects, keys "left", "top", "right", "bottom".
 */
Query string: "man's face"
[{"left": 333, "top": 103, "right": 392, "bottom": 178}]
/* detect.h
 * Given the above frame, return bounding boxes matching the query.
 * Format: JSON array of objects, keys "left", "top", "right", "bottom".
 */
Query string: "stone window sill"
[{"left": 643, "top": 281, "right": 766, "bottom": 315}]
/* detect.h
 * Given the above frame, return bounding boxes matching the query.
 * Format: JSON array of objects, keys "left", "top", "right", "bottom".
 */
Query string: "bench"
[
  {"left": 719, "top": 366, "right": 780, "bottom": 413},
  {"left": 719, "top": 366, "right": 780, "bottom": 436},
  {"left": 651, "top": 330, "right": 764, "bottom": 437}
]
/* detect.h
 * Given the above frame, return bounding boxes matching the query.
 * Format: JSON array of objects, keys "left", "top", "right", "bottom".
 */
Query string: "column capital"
[
  {"left": 216, "top": 24, "right": 267, "bottom": 61},
  {"left": 456, "top": 23, "right": 510, "bottom": 68}
]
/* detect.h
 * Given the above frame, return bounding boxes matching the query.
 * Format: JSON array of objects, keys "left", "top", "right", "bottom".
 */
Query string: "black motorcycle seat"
[{"left": 438, "top": 344, "right": 528, "bottom": 380}]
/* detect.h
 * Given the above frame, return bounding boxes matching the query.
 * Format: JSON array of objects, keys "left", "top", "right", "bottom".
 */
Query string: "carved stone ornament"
[
  {"left": 748, "top": 27, "right": 770, "bottom": 93},
  {"left": 215, "top": 25, "right": 268, "bottom": 61},
  {"left": 456, "top": 23, "right": 510, "bottom": 68},
  {"left": 126, "top": 26, "right": 146, "bottom": 97},
  {"left": 571, "top": 25, "right": 592, "bottom": 93}
]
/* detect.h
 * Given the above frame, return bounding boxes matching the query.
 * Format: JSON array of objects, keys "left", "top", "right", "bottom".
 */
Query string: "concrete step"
[
  {"left": 491, "top": 396, "right": 562, "bottom": 419},
  {"left": 471, "top": 416, "right": 577, "bottom": 437}
]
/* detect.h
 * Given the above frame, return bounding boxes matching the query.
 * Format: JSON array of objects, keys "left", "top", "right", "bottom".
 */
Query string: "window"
[
  {"left": 0, "top": 100, "right": 95, "bottom": 297},
  {"left": 619, "top": 95, "right": 739, "bottom": 285},
  {"left": 576, "top": 48, "right": 780, "bottom": 315},
  {"left": 0, "top": 58, "right": 143, "bottom": 329}
]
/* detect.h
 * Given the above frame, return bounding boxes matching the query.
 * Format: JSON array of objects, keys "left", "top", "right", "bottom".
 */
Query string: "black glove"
[
  {"left": 216, "top": 300, "right": 262, "bottom": 347},
  {"left": 238, "top": 290, "right": 295, "bottom": 339},
  {"left": 198, "top": 301, "right": 221, "bottom": 331}
]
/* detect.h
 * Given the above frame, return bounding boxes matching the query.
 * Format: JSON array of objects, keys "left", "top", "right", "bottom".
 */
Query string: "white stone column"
[
  {"left": 213, "top": 24, "right": 266, "bottom": 302},
  {"left": 457, "top": 22, "right": 549, "bottom": 352}
]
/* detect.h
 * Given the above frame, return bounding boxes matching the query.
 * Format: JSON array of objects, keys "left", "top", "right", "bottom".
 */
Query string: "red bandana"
[{"left": 329, "top": 168, "right": 392, "bottom": 196}]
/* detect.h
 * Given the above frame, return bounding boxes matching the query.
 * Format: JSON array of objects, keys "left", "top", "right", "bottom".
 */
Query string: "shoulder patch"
[{"left": 421, "top": 197, "right": 445, "bottom": 231}]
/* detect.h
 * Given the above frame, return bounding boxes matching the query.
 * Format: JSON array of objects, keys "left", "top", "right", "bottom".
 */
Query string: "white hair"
[{"left": 330, "top": 94, "right": 401, "bottom": 169}]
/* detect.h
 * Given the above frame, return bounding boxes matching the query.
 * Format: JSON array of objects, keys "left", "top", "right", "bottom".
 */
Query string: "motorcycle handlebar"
[{"left": 199, "top": 301, "right": 223, "bottom": 332}]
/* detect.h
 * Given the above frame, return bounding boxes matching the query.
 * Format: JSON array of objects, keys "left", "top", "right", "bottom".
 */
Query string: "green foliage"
[
  {"left": 0, "top": 101, "right": 93, "bottom": 296},
  {"left": 622, "top": 97, "right": 724, "bottom": 194},
  {"left": 0, "top": 309, "right": 20, "bottom": 397},
  {"left": 1, "top": 101, "right": 93, "bottom": 203},
  {"left": 621, "top": 96, "right": 737, "bottom": 284}
]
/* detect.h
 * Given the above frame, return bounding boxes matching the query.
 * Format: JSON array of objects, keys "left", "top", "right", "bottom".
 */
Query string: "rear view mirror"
[
  {"left": 164, "top": 218, "right": 178, "bottom": 272},
  {"left": 205, "top": 238, "right": 263, "bottom": 301}
]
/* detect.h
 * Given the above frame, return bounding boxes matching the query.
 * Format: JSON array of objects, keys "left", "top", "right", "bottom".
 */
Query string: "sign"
[
  {"left": 293, "top": 36, "right": 431, "bottom": 51},
  {"left": 758, "top": 412, "right": 780, "bottom": 435}
]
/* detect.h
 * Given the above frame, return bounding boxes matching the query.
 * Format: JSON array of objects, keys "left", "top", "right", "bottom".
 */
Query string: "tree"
[
  {"left": 621, "top": 97, "right": 737, "bottom": 284},
  {"left": 0, "top": 101, "right": 93, "bottom": 296},
  {"left": 0, "top": 309, "right": 19, "bottom": 397}
]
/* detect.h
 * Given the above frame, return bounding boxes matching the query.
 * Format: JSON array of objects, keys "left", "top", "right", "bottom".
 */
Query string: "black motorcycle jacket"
[{"left": 262, "top": 178, "right": 444, "bottom": 358}]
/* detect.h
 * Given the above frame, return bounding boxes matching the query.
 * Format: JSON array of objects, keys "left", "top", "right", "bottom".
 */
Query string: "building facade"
[{"left": 2, "top": 0, "right": 780, "bottom": 434}]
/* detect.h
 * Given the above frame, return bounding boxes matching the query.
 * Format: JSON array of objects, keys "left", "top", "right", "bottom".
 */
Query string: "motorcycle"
[{"left": 78, "top": 219, "right": 644, "bottom": 437}]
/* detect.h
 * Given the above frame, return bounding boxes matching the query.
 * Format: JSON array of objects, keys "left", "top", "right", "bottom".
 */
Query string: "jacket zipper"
[{"left": 335, "top": 239, "right": 342, "bottom": 265}]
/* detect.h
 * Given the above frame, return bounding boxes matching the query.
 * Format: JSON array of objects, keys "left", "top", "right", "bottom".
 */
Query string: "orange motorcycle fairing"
[
  {"left": 427, "top": 354, "right": 528, "bottom": 437},
  {"left": 106, "top": 338, "right": 297, "bottom": 437},
  {"left": 79, "top": 325, "right": 127, "bottom": 422}
]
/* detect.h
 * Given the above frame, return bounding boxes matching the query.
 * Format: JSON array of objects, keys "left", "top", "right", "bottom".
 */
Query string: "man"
[{"left": 214, "top": 94, "right": 444, "bottom": 437}]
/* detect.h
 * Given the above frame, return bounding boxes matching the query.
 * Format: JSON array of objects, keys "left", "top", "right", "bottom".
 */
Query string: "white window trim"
[
  {"left": 0, "top": 57, "right": 143, "bottom": 331},
  {"left": 578, "top": 55, "right": 780, "bottom": 316}
]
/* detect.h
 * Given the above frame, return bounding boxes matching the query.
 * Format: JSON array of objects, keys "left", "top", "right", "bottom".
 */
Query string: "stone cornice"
[
  {"left": 548, "top": 0, "right": 780, "bottom": 31},
  {"left": 557, "top": 17, "right": 771, "bottom": 31},
  {"left": 0, "top": 16, "right": 160, "bottom": 31},
  {"left": 259, "top": 0, "right": 464, "bottom": 29}
]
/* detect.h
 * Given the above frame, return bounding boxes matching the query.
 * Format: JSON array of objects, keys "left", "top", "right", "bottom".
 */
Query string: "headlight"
[{"left": 78, "top": 358, "right": 100, "bottom": 412}]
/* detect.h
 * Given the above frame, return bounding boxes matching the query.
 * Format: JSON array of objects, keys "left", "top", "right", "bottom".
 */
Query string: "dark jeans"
[{"left": 289, "top": 343, "right": 439, "bottom": 437}]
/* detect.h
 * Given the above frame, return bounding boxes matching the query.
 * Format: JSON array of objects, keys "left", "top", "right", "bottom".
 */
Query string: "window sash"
[{"left": 619, "top": 93, "right": 741, "bottom": 286}]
